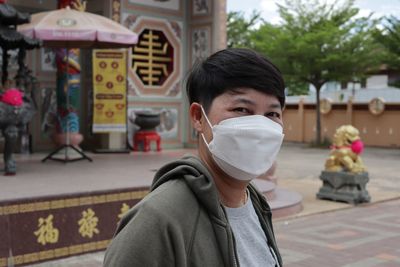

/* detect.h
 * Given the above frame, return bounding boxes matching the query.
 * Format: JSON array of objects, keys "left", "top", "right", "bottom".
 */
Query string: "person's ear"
[{"left": 189, "top": 102, "right": 203, "bottom": 132}]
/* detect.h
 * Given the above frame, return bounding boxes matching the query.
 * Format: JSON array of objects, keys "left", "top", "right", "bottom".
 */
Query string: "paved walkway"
[
  {"left": 9, "top": 142, "right": 399, "bottom": 266},
  {"left": 276, "top": 199, "right": 400, "bottom": 267},
  {"left": 31, "top": 198, "right": 400, "bottom": 267}
]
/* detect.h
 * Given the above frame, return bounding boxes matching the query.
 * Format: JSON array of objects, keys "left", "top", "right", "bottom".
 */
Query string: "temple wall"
[{"left": 283, "top": 100, "right": 400, "bottom": 147}]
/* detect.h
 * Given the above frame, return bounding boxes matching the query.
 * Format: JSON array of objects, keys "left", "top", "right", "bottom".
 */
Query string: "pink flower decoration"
[
  {"left": 351, "top": 140, "right": 364, "bottom": 155},
  {"left": 1, "top": 88, "right": 23, "bottom": 106}
]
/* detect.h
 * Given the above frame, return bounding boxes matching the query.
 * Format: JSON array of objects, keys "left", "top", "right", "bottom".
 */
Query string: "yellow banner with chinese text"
[{"left": 92, "top": 50, "right": 127, "bottom": 133}]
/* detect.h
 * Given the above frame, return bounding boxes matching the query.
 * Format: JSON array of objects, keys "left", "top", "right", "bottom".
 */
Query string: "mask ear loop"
[
  {"left": 200, "top": 105, "right": 213, "bottom": 146},
  {"left": 200, "top": 105, "right": 213, "bottom": 128}
]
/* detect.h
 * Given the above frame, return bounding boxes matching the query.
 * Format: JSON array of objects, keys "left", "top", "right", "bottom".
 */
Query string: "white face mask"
[{"left": 201, "top": 106, "right": 284, "bottom": 181}]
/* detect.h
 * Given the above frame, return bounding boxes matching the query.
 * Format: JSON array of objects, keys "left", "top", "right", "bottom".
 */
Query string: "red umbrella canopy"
[{"left": 17, "top": 6, "right": 138, "bottom": 48}]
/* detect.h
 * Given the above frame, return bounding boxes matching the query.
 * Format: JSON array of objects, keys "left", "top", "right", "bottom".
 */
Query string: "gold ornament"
[
  {"left": 325, "top": 125, "right": 367, "bottom": 173},
  {"left": 368, "top": 97, "right": 385, "bottom": 116},
  {"left": 320, "top": 98, "right": 332, "bottom": 115}
]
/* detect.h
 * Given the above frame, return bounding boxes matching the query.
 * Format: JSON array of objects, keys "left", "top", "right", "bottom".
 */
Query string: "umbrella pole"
[
  {"left": 65, "top": 49, "right": 70, "bottom": 159},
  {"left": 42, "top": 47, "right": 92, "bottom": 163}
]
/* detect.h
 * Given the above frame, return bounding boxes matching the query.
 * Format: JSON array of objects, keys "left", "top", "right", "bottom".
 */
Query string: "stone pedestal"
[{"left": 316, "top": 171, "right": 370, "bottom": 204}]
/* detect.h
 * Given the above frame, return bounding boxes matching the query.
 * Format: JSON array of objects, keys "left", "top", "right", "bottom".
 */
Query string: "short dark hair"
[{"left": 186, "top": 48, "right": 285, "bottom": 112}]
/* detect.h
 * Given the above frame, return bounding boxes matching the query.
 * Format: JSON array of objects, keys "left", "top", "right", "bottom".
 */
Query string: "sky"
[{"left": 227, "top": 0, "right": 400, "bottom": 25}]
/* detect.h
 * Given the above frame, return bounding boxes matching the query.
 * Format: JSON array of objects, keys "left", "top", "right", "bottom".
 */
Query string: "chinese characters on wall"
[
  {"left": 132, "top": 29, "right": 173, "bottom": 86},
  {"left": 32, "top": 204, "right": 130, "bottom": 246}
]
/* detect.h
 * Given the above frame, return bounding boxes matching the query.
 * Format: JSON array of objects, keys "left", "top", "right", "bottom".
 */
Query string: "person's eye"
[
  {"left": 233, "top": 107, "right": 251, "bottom": 114},
  {"left": 266, "top": 112, "right": 281, "bottom": 119}
]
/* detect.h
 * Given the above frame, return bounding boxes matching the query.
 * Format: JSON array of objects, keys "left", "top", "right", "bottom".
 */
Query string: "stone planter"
[
  {"left": 0, "top": 100, "right": 36, "bottom": 175},
  {"left": 134, "top": 112, "right": 161, "bottom": 131}
]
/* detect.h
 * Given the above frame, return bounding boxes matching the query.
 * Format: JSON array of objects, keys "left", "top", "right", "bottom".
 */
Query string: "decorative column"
[{"left": 53, "top": 0, "right": 85, "bottom": 146}]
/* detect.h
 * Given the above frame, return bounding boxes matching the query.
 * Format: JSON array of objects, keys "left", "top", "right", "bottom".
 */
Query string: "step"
[
  {"left": 252, "top": 179, "right": 276, "bottom": 200},
  {"left": 267, "top": 188, "right": 303, "bottom": 218},
  {"left": 252, "top": 179, "right": 303, "bottom": 218}
]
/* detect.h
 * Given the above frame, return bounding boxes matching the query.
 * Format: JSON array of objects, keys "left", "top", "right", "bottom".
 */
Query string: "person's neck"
[
  {"left": 216, "top": 177, "right": 248, "bottom": 208},
  {"left": 199, "top": 144, "right": 248, "bottom": 208}
]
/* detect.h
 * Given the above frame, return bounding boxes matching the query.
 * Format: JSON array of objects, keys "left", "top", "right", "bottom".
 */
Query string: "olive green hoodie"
[{"left": 104, "top": 155, "right": 282, "bottom": 267}]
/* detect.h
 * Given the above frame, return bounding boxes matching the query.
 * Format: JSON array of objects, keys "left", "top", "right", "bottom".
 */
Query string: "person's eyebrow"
[
  {"left": 232, "top": 97, "right": 256, "bottom": 106},
  {"left": 232, "top": 98, "right": 281, "bottom": 109},
  {"left": 269, "top": 103, "right": 281, "bottom": 109}
]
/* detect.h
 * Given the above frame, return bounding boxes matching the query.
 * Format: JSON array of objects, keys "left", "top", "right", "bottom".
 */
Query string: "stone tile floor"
[
  {"left": 4, "top": 142, "right": 399, "bottom": 266},
  {"left": 31, "top": 199, "right": 400, "bottom": 267},
  {"left": 276, "top": 199, "right": 400, "bottom": 267}
]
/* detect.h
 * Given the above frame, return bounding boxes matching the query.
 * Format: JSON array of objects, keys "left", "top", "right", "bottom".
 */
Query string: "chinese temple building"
[{"left": 7, "top": 0, "right": 227, "bottom": 152}]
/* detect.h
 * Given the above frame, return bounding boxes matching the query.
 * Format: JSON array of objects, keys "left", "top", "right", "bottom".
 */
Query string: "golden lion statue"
[{"left": 325, "top": 125, "right": 366, "bottom": 173}]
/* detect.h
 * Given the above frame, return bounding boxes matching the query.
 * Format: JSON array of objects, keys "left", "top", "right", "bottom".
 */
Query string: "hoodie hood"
[
  {"left": 151, "top": 154, "right": 272, "bottom": 221},
  {"left": 151, "top": 154, "right": 225, "bottom": 219}
]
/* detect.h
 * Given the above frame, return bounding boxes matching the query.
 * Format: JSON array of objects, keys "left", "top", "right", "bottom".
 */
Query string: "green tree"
[
  {"left": 252, "top": 0, "right": 382, "bottom": 144},
  {"left": 227, "top": 10, "right": 261, "bottom": 48},
  {"left": 285, "top": 78, "right": 309, "bottom": 96},
  {"left": 374, "top": 16, "right": 400, "bottom": 86}
]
